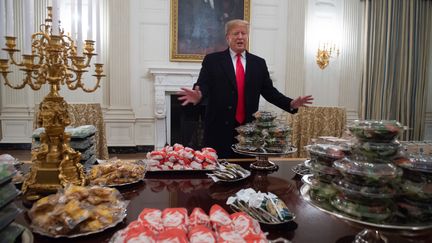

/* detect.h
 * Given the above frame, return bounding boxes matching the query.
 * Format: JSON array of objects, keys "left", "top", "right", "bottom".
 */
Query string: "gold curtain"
[
  {"left": 34, "top": 103, "right": 109, "bottom": 160},
  {"left": 287, "top": 106, "right": 347, "bottom": 158},
  {"left": 360, "top": 0, "right": 432, "bottom": 140}
]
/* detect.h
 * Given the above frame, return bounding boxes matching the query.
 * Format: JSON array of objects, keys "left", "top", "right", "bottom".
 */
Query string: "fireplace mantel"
[{"left": 149, "top": 66, "right": 201, "bottom": 149}]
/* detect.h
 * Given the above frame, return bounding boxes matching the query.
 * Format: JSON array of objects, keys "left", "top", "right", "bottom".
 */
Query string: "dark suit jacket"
[{"left": 195, "top": 48, "right": 297, "bottom": 158}]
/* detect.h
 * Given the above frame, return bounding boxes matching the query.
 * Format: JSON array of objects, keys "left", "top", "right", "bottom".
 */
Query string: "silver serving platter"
[
  {"left": 142, "top": 159, "right": 216, "bottom": 172},
  {"left": 89, "top": 178, "right": 145, "bottom": 187},
  {"left": 147, "top": 168, "right": 214, "bottom": 172},
  {"left": 207, "top": 168, "right": 251, "bottom": 182},
  {"left": 87, "top": 161, "right": 147, "bottom": 187},
  {"left": 31, "top": 204, "right": 128, "bottom": 238},
  {"left": 300, "top": 184, "right": 432, "bottom": 236},
  {"left": 232, "top": 145, "right": 297, "bottom": 171},
  {"left": 232, "top": 145, "right": 297, "bottom": 156}
]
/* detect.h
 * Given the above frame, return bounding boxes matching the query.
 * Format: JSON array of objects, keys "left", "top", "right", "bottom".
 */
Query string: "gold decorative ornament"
[
  {"left": 316, "top": 43, "right": 340, "bottom": 70},
  {"left": 0, "top": 6, "right": 105, "bottom": 201}
]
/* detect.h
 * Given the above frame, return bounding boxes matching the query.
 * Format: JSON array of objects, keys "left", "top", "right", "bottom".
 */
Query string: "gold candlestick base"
[{"left": 22, "top": 95, "right": 86, "bottom": 201}]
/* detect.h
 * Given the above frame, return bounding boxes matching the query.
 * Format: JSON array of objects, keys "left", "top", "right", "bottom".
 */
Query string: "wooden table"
[{"left": 13, "top": 160, "right": 432, "bottom": 243}]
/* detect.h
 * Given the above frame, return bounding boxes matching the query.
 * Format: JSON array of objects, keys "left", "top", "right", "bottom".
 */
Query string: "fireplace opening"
[{"left": 170, "top": 95, "right": 206, "bottom": 150}]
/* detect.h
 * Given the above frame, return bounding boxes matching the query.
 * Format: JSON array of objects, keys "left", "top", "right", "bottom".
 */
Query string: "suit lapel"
[{"left": 221, "top": 49, "right": 237, "bottom": 89}]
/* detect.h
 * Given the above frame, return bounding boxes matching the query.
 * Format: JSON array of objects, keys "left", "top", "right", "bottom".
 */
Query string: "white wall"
[{"left": 1, "top": 0, "right": 430, "bottom": 146}]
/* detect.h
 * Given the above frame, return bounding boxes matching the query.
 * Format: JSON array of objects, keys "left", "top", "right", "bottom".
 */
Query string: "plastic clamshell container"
[
  {"left": 333, "top": 157, "right": 402, "bottom": 186},
  {"left": 348, "top": 120, "right": 403, "bottom": 142}
]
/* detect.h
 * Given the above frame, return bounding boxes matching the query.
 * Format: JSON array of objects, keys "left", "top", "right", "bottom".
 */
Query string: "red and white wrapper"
[
  {"left": 173, "top": 143, "right": 184, "bottom": 152},
  {"left": 163, "top": 161, "right": 174, "bottom": 167},
  {"left": 177, "top": 157, "right": 191, "bottom": 166},
  {"left": 217, "top": 225, "right": 246, "bottom": 243},
  {"left": 124, "top": 228, "right": 156, "bottom": 243},
  {"left": 156, "top": 228, "right": 188, "bottom": 243},
  {"left": 188, "top": 225, "right": 217, "bottom": 243},
  {"left": 180, "top": 147, "right": 195, "bottom": 159},
  {"left": 146, "top": 144, "right": 218, "bottom": 171},
  {"left": 209, "top": 204, "right": 232, "bottom": 231},
  {"left": 162, "top": 145, "right": 174, "bottom": 153},
  {"left": 194, "top": 151, "right": 205, "bottom": 163},
  {"left": 243, "top": 233, "right": 269, "bottom": 243},
  {"left": 147, "top": 151, "right": 166, "bottom": 161},
  {"left": 190, "top": 161, "right": 203, "bottom": 170},
  {"left": 144, "top": 159, "right": 160, "bottom": 167},
  {"left": 202, "top": 147, "right": 218, "bottom": 161},
  {"left": 189, "top": 207, "right": 211, "bottom": 229},
  {"left": 230, "top": 212, "right": 262, "bottom": 237},
  {"left": 204, "top": 153, "right": 218, "bottom": 164},
  {"left": 149, "top": 166, "right": 162, "bottom": 171},
  {"left": 112, "top": 220, "right": 156, "bottom": 243},
  {"left": 203, "top": 161, "right": 217, "bottom": 170},
  {"left": 202, "top": 147, "right": 217, "bottom": 154},
  {"left": 160, "top": 164, "right": 173, "bottom": 170},
  {"left": 162, "top": 208, "right": 189, "bottom": 232},
  {"left": 138, "top": 208, "right": 164, "bottom": 234},
  {"left": 172, "top": 164, "right": 184, "bottom": 170},
  {"left": 166, "top": 151, "right": 180, "bottom": 163}
]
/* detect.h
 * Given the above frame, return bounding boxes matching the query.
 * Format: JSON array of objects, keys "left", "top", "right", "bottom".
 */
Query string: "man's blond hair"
[{"left": 225, "top": 19, "right": 249, "bottom": 35}]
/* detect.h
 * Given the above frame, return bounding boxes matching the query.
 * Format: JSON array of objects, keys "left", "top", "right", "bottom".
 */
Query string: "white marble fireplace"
[{"left": 149, "top": 67, "right": 201, "bottom": 150}]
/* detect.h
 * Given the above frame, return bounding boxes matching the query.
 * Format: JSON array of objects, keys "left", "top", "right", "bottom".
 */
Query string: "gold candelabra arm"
[
  {"left": 64, "top": 63, "right": 104, "bottom": 93},
  {"left": 0, "top": 53, "right": 44, "bottom": 90},
  {"left": 69, "top": 55, "right": 87, "bottom": 70},
  {"left": 0, "top": 59, "right": 23, "bottom": 89},
  {"left": 83, "top": 40, "right": 96, "bottom": 67},
  {"left": 64, "top": 69, "right": 85, "bottom": 90},
  {"left": 3, "top": 37, "right": 26, "bottom": 67}
]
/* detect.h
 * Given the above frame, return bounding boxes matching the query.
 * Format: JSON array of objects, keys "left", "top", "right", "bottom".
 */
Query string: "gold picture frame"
[{"left": 170, "top": 0, "right": 251, "bottom": 62}]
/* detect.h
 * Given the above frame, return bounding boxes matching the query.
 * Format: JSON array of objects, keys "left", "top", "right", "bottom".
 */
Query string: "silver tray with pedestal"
[
  {"left": 231, "top": 145, "right": 297, "bottom": 171},
  {"left": 300, "top": 184, "right": 432, "bottom": 243}
]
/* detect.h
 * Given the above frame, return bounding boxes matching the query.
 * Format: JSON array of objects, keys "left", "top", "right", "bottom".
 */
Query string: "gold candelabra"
[
  {"left": 0, "top": 7, "right": 105, "bottom": 202},
  {"left": 316, "top": 43, "right": 340, "bottom": 70}
]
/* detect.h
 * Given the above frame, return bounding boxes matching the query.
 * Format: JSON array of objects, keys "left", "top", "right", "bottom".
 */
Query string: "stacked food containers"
[
  {"left": 235, "top": 111, "right": 291, "bottom": 153},
  {"left": 394, "top": 148, "right": 432, "bottom": 222},
  {"left": 331, "top": 120, "right": 403, "bottom": 221},
  {"left": 303, "top": 143, "right": 347, "bottom": 201},
  {"left": 0, "top": 161, "right": 23, "bottom": 242}
]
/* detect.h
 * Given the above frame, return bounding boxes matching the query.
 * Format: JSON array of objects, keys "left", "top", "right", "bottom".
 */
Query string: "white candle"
[
  {"left": 77, "top": 0, "right": 83, "bottom": 54},
  {"left": 5, "top": 0, "right": 13, "bottom": 36},
  {"left": 71, "top": 0, "right": 76, "bottom": 39},
  {"left": 52, "top": 0, "right": 59, "bottom": 35},
  {"left": 87, "top": 0, "right": 92, "bottom": 40},
  {"left": 23, "top": 0, "right": 34, "bottom": 54},
  {"left": 95, "top": 0, "right": 100, "bottom": 62},
  {"left": 0, "top": 0, "right": 6, "bottom": 58}
]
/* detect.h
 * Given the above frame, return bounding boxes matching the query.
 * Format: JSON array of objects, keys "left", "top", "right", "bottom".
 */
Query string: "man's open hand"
[
  {"left": 177, "top": 86, "right": 202, "bottom": 106},
  {"left": 290, "top": 95, "right": 314, "bottom": 109}
]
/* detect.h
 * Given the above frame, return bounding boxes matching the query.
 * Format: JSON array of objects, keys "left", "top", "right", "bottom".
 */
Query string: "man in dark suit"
[{"left": 178, "top": 19, "right": 313, "bottom": 158}]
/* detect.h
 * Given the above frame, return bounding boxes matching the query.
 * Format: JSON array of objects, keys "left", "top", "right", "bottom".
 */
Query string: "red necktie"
[{"left": 235, "top": 53, "right": 245, "bottom": 124}]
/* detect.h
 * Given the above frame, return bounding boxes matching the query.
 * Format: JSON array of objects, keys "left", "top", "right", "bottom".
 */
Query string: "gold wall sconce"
[{"left": 316, "top": 43, "right": 340, "bottom": 69}]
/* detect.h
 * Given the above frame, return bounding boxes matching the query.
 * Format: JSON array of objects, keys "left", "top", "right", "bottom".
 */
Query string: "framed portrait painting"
[{"left": 170, "top": 0, "right": 251, "bottom": 62}]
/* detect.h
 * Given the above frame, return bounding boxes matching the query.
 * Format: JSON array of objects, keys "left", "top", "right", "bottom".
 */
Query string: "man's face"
[{"left": 226, "top": 24, "right": 248, "bottom": 54}]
